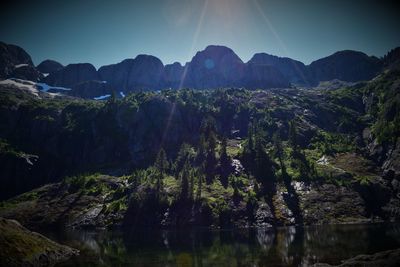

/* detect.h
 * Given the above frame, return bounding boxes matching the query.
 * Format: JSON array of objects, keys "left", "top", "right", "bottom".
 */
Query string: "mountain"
[
  {"left": 243, "top": 62, "right": 289, "bottom": 88},
  {"left": 98, "top": 55, "right": 165, "bottom": 91},
  {"left": 183, "top": 45, "right": 246, "bottom": 88},
  {"left": 0, "top": 41, "right": 34, "bottom": 79},
  {"left": 382, "top": 47, "right": 400, "bottom": 70},
  {"left": 308, "top": 50, "right": 382, "bottom": 82},
  {"left": 36, "top": 59, "right": 64, "bottom": 74},
  {"left": 248, "top": 53, "right": 312, "bottom": 85},
  {"left": 44, "top": 63, "right": 98, "bottom": 88},
  {"left": 0, "top": 42, "right": 43, "bottom": 82},
  {"left": 0, "top": 41, "right": 398, "bottom": 95}
]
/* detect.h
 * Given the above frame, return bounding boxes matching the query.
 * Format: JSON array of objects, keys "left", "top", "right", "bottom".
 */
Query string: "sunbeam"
[
  {"left": 252, "top": 0, "right": 311, "bottom": 84},
  {"left": 178, "top": 0, "right": 209, "bottom": 89}
]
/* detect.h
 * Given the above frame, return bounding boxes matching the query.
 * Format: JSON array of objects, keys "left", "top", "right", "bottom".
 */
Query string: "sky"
[{"left": 1, "top": 0, "right": 399, "bottom": 68}]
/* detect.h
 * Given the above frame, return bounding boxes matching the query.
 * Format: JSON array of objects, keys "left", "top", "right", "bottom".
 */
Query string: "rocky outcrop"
[
  {"left": 36, "top": 59, "right": 64, "bottom": 74},
  {"left": 44, "top": 63, "right": 98, "bottom": 87},
  {"left": 314, "top": 248, "right": 400, "bottom": 267},
  {"left": 0, "top": 217, "right": 78, "bottom": 267},
  {"left": 308, "top": 50, "right": 382, "bottom": 82},
  {"left": 98, "top": 55, "right": 165, "bottom": 91},
  {"left": 0, "top": 175, "right": 129, "bottom": 230},
  {"left": 382, "top": 137, "right": 400, "bottom": 180},
  {"left": 10, "top": 64, "right": 43, "bottom": 82},
  {"left": 0, "top": 42, "right": 34, "bottom": 79}
]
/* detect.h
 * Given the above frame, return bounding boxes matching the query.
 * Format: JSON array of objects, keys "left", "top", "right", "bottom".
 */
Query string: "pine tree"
[
  {"left": 205, "top": 130, "right": 217, "bottom": 184},
  {"left": 174, "top": 143, "right": 195, "bottom": 176},
  {"left": 180, "top": 160, "right": 190, "bottom": 201},
  {"left": 154, "top": 148, "right": 168, "bottom": 197},
  {"left": 253, "top": 123, "right": 276, "bottom": 194},
  {"left": 196, "top": 171, "right": 203, "bottom": 200},
  {"left": 273, "top": 132, "right": 289, "bottom": 185},
  {"left": 246, "top": 121, "right": 254, "bottom": 153},
  {"left": 288, "top": 120, "right": 298, "bottom": 154},
  {"left": 219, "top": 136, "right": 232, "bottom": 187}
]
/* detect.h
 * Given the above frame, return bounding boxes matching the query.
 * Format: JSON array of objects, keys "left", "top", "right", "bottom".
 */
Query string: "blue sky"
[{"left": 1, "top": 0, "right": 399, "bottom": 68}]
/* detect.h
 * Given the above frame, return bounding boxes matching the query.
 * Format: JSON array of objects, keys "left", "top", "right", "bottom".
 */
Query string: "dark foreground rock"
[
  {"left": 0, "top": 217, "right": 78, "bottom": 267},
  {"left": 314, "top": 248, "right": 400, "bottom": 267},
  {"left": 0, "top": 174, "right": 129, "bottom": 230}
]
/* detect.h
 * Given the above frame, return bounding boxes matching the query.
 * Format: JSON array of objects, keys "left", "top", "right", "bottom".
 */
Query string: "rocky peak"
[
  {"left": 308, "top": 50, "right": 382, "bottom": 82},
  {"left": 36, "top": 59, "right": 64, "bottom": 74},
  {"left": 185, "top": 45, "right": 245, "bottom": 88},
  {"left": 44, "top": 63, "right": 98, "bottom": 88},
  {"left": 248, "top": 53, "right": 311, "bottom": 85},
  {"left": 0, "top": 42, "right": 34, "bottom": 79}
]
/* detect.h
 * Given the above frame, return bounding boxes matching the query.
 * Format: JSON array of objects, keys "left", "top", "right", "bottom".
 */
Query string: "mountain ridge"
[{"left": 1, "top": 41, "right": 399, "bottom": 98}]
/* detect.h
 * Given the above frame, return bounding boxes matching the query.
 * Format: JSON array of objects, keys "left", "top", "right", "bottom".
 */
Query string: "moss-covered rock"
[{"left": 0, "top": 217, "right": 78, "bottom": 267}]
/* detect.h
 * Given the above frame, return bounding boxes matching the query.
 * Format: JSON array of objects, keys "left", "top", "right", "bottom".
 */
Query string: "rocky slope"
[
  {"left": 0, "top": 70, "right": 399, "bottom": 230},
  {"left": 0, "top": 217, "right": 78, "bottom": 267}
]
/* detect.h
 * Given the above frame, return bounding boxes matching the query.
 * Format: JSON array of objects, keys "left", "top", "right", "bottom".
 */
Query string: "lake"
[{"left": 52, "top": 223, "right": 400, "bottom": 267}]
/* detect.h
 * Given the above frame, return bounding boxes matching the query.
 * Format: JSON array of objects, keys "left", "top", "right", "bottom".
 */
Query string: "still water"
[{"left": 52, "top": 223, "right": 400, "bottom": 267}]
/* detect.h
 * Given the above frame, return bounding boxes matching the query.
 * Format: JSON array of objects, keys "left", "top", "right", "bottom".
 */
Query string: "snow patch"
[
  {"left": 36, "top": 82, "right": 71, "bottom": 92},
  {"left": 316, "top": 155, "right": 329, "bottom": 165},
  {"left": 120, "top": 91, "right": 125, "bottom": 98},
  {"left": 0, "top": 79, "right": 39, "bottom": 97},
  {"left": 14, "top": 64, "right": 29, "bottom": 68},
  {"left": 94, "top": 94, "right": 111, "bottom": 100}
]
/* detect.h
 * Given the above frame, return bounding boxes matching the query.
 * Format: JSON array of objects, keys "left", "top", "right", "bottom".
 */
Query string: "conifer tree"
[
  {"left": 180, "top": 160, "right": 190, "bottom": 201},
  {"left": 219, "top": 136, "right": 232, "bottom": 187},
  {"left": 154, "top": 148, "right": 168, "bottom": 197}
]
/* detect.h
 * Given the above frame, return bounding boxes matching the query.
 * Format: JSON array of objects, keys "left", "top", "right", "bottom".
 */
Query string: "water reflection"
[{"left": 55, "top": 223, "right": 400, "bottom": 267}]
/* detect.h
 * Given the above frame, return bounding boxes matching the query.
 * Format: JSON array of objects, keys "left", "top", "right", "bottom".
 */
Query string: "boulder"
[
  {"left": 0, "top": 217, "right": 78, "bottom": 267},
  {"left": 313, "top": 248, "right": 400, "bottom": 267}
]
